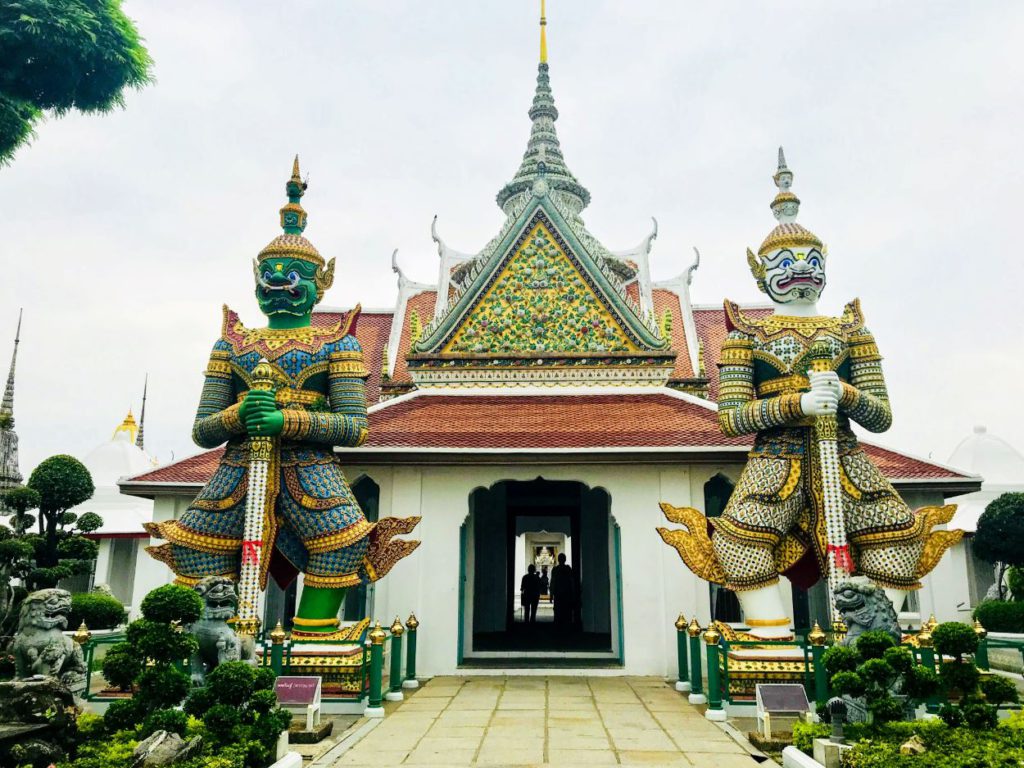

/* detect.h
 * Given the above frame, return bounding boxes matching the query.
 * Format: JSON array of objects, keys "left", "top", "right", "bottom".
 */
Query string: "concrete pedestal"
[
  {"left": 704, "top": 708, "right": 727, "bottom": 722},
  {"left": 385, "top": 691, "right": 405, "bottom": 702},
  {"left": 402, "top": 679, "right": 420, "bottom": 689},
  {"left": 365, "top": 705, "right": 385, "bottom": 718},
  {"left": 688, "top": 693, "right": 707, "bottom": 705},
  {"left": 813, "top": 738, "right": 853, "bottom": 768},
  {"left": 674, "top": 681, "right": 691, "bottom": 693}
]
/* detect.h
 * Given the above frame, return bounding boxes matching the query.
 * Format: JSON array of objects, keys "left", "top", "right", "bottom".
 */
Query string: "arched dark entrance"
[
  {"left": 459, "top": 478, "right": 621, "bottom": 663},
  {"left": 704, "top": 474, "right": 742, "bottom": 623}
]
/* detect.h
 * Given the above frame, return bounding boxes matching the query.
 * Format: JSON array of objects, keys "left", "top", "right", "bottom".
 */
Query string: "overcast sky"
[{"left": 2, "top": 1, "right": 1023, "bottom": 479}]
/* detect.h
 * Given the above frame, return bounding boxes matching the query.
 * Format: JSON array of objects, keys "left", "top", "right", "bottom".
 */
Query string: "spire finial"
[
  {"left": 540, "top": 0, "right": 548, "bottom": 64},
  {"left": 1, "top": 309, "right": 21, "bottom": 427},
  {"left": 770, "top": 146, "right": 800, "bottom": 223},
  {"left": 279, "top": 155, "right": 308, "bottom": 235},
  {"left": 136, "top": 373, "right": 148, "bottom": 451}
]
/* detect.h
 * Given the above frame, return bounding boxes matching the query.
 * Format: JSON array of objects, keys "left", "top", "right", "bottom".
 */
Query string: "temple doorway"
[{"left": 459, "top": 478, "right": 621, "bottom": 664}]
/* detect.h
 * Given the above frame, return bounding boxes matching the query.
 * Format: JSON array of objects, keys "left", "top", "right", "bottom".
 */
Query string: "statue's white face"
[{"left": 762, "top": 246, "right": 826, "bottom": 305}]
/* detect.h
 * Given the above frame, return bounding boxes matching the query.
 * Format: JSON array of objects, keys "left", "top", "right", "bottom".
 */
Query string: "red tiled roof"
[
  {"left": 316, "top": 310, "right": 392, "bottom": 404},
  {"left": 123, "top": 392, "right": 971, "bottom": 486},
  {"left": 123, "top": 393, "right": 970, "bottom": 489},
  {"left": 366, "top": 393, "right": 740, "bottom": 449},
  {"left": 129, "top": 447, "right": 225, "bottom": 484},
  {"left": 390, "top": 291, "right": 437, "bottom": 385},
  {"left": 653, "top": 288, "right": 694, "bottom": 380}
]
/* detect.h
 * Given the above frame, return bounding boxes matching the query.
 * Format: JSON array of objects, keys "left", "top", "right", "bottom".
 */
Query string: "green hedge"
[
  {"left": 974, "top": 600, "right": 1024, "bottom": 633},
  {"left": 69, "top": 592, "right": 127, "bottom": 630}
]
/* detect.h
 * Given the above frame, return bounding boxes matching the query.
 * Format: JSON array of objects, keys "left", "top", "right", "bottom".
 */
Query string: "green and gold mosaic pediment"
[{"left": 442, "top": 220, "right": 641, "bottom": 355}]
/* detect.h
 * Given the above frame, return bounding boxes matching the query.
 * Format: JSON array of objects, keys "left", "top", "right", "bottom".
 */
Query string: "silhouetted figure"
[
  {"left": 550, "top": 553, "right": 576, "bottom": 630},
  {"left": 539, "top": 566, "right": 550, "bottom": 600},
  {"left": 520, "top": 564, "right": 541, "bottom": 623}
]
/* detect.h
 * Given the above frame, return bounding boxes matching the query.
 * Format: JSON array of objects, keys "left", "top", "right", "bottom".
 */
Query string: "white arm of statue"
[{"left": 800, "top": 371, "right": 840, "bottom": 417}]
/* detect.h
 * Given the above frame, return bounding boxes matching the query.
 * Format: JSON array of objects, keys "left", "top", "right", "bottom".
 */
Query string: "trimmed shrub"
[
  {"left": 856, "top": 630, "right": 897, "bottom": 661},
  {"left": 140, "top": 583, "right": 203, "bottom": 625},
  {"left": 932, "top": 621, "right": 979, "bottom": 658},
  {"left": 100, "top": 642, "right": 141, "bottom": 691},
  {"left": 69, "top": 592, "right": 126, "bottom": 630},
  {"left": 1008, "top": 566, "right": 1024, "bottom": 600},
  {"left": 141, "top": 708, "right": 190, "bottom": 739},
  {"left": 103, "top": 698, "right": 143, "bottom": 733},
  {"left": 974, "top": 600, "right": 1024, "bottom": 633},
  {"left": 981, "top": 674, "right": 1020, "bottom": 707}
]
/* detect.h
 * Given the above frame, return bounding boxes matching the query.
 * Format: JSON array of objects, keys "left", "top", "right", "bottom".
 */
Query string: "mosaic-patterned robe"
[
  {"left": 147, "top": 307, "right": 418, "bottom": 589},
  {"left": 702, "top": 299, "right": 958, "bottom": 592}
]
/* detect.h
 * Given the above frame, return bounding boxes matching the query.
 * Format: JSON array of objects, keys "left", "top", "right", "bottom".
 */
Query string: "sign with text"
[{"left": 274, "top": 676, "right": 321, "bottom": 707}]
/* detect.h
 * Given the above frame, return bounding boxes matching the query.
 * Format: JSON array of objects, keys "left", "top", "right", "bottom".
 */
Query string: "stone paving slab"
[{"left": 328, "top": 676, "right": 764, "bottom": 766}]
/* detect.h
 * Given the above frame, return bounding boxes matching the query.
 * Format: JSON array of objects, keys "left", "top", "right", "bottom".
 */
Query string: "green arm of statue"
[
  {"left": 273, "top": 345, "right": 369, "bottom": 447},
  {"left": 191, "top": 349, "right": 247, "bottom": 448},
  {"left": 838, "top": 327, "right": 893, "bottom": 433}
]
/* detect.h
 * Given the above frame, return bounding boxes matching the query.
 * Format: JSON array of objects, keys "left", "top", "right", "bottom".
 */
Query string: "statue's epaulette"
[
  {"left": 218, "top": 304, "right": 363, "bottom": 357},
  {"left": 723, "top": 299, "right": 760, "bottom": 336},
  {"left": 840, "top": 298, "right": 866, "bottom": 334}
]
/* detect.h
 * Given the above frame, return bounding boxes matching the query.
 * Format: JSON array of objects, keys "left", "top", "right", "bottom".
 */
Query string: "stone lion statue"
[
  {"left": 12, "top": 588, "right": 88, "bottom": 694},
  {"left": 834, "top": 580, "right": 901, "bottom": 647},
  {"left": 190, "top": 576, "right": 254, "bottom": 685}
]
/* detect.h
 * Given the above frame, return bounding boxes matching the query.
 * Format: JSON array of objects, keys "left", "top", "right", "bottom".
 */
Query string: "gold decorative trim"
[{"left": 657, "top": 503, "right": 727, "bottom": 584}]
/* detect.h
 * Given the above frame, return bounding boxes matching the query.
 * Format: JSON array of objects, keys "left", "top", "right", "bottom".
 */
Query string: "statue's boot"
[
  {"left": 734, "top": 583, "right": 793, "bottom": 639},
  {"left": 292, "top": 586, "right": 347, "bottom": 635}
]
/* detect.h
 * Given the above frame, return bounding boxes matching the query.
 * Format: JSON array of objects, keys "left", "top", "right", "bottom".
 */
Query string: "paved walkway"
[{"left": 332, "top": 676, "right": 760, "bottom": 767}]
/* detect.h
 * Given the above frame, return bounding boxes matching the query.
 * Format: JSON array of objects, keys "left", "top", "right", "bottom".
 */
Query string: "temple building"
[{"left": 120, "top": 12, "right": 980, "bottom": 676}]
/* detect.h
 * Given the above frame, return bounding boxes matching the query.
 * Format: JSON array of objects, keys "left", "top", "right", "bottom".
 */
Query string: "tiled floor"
[{"left": 331, "top": 676, "right": 761, "bottom": 767}]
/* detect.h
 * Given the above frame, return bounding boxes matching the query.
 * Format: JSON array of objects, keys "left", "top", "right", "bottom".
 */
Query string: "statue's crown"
[
  {"left": 257, "top": 156, "right": 325, "bottom": 268},
  {"left": 756, "top": 147, "right": 822, "bottom": 257}
]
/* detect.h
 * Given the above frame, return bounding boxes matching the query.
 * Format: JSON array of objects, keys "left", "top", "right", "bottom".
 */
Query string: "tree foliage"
[
  {"left": 973, "top": 493, "right": 1024, "bottom": 600},
  {"left": 0, "top": 0, "right": 154, "bottom": 163},
  {"left": 19, "top": 454, "right": 99, "bottom": 589}
]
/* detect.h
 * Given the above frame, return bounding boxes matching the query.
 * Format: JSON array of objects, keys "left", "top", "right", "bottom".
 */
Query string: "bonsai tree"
[
  {"left": 184, "top": 662, "right": 292, "bottom": 768},
  {"left": 973, "top": 492, "right": 1024, "bottom": 600},
  {"left": 102, "top": 584, "right": 202, "bottom": 735},
  {"left": 933, "top": 621, "right": 1019, "bottom": 728},
  {"left": 0, "top": 0, "right": 154, "bottom": 164},
  {"left": 821, "top": 629, "right": 939, "bottom": 724},
  {"left": 23, "top": 454, "right": 102, "bottom": 589}
]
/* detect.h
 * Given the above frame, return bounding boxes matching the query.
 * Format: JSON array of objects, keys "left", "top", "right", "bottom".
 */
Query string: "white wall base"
[
  {"left": 782, "top": 745, "right": 824, "bottom": 768},
  {"left": 674, "top": 681, "right": 691, "bottom": 693},
  {"left": 365, "top": 705, "right": 385, "bottom": 718},
  {"left": 402, "top": 679, "right": 420, "bottom": 689},
  {"left": 688, "top": 693, "right": 707, "bottom": 705},
  {"left": 269, "top": 752, "right": 303, "bottom": 768},
  {"left": 704, "top": 708, "right": 728, "bottom": 722},
  {"left": 385, "top": 691, "right": 405, "bottom": 701}
]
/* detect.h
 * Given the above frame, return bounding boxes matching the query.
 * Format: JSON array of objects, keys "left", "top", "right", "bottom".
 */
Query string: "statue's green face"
[{"left": 254, "top": 257, "right": 320, "bottom": 318}]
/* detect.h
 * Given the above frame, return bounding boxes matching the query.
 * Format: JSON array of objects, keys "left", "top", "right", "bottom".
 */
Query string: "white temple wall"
[{"left": 339, "top": 460, "right": 728, "bottom": 678}]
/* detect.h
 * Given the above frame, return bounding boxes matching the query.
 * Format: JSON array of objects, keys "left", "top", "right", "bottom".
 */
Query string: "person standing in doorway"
[
  {"left": 550, "top": 553, "right": 576, "bottom": 630},
  {"left": 520, "top": 564, "right": 541, "bottom": 623},
  {"left": 539, "top": 565, "right": 550, "bottom": 601}
]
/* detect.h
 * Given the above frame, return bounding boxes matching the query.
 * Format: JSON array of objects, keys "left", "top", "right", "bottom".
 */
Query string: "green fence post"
[
  {"left": 687, "top": 619, "right": 705, "bottom": 704},
  {"left": 917, "top": 624, "right": 940, "bottom": 714},
  {"left": 674, "top": 613, "right": 690, "bottom": 693},
  {"left": 269, "top": 621, "right": 286, "bottom": 676},
  {"left": 386, "top": 617, "right": 405, "bottom": 701},
  {"left": 703, "top": 625, "right": 727, "bottom": 721},
  {"left": 404, "top": 613, "right": 420, "bottom": 690},
  {"left": 974, "top": 619, "right": 990, "bottom": 671},
  {"left": 808, "top": 621, "right": 829, "bottom": 708},
  {"left": 366, "top": 621, "right": 387, "bottom": 717}
]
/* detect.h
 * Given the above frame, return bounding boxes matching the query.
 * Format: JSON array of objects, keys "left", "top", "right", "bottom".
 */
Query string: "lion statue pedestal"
[{"left": 11, "top": 588, "right": 87, "bottom": 695}]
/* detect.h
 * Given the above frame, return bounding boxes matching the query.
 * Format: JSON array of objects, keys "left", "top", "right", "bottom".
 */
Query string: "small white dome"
[
  {"left": 948, "top": 425, "right": 1024, "bottom": 486},
  {"left": 71, "top": 411, "right": 157, "bottom": 535}
]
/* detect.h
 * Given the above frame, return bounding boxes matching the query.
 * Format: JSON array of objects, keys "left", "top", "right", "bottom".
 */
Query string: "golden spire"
[
  {"left": 290, "top": 154, "right": 301, "bottom": 184},
  {"left": 539, "top": 0, "right": 548, "bottom": 64}
]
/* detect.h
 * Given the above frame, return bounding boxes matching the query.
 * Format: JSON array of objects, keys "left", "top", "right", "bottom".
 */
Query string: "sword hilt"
[
  {"left": 807, "top": 341, "right": 833, "bottom": 374},
  {"left": 251, "top": 358, "right": 278, "bottom": 392}
]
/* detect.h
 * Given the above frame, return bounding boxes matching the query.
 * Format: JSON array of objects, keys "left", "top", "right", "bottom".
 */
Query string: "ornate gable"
[
  {"left": 408, "top": 198, "right": 676, "bottom": 388},
  {"left": 442, "top": 220, "right": 642, "bottom": 355}
]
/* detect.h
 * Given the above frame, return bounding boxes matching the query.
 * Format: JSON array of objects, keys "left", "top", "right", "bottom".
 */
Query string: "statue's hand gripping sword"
[
  {"left": 235, "top": 359, "right": 279, "bottom": 638},
  {"left": 807, "top": 343, "right": 851, "bottom": 622}
]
